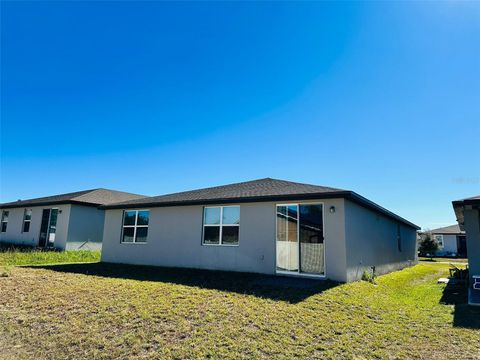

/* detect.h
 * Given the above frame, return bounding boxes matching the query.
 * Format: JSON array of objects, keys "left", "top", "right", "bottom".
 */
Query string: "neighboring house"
[
  {"left": 100, "top": 178, "right": 419, "bottom": 282},
  {"left": 0, "top": 189, "right": 145, "bottom": 250},
  {"left": 428, "top": 224, "right": 467, "bottom": 257},
  {"left": 453, "top": 195, "right": 480, "bottom": 306}
]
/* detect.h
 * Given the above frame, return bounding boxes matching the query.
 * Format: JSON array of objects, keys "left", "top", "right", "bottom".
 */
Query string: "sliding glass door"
[
  {"left": 38, "top": 209, "right": 50, "bottom": 247},
  {"left": 299, "top": 204, "right": 324, "bottom": 274},
  {"left": 276, "top": 203, "right": 324, "bottom": 276},
  {"left": 38, "top": 209, "right": 58, "bottom": 248},
  {"left": 276, "top": 205, "right": 299, "bottom": 272},
  {"left": 47, "top": 209, "right": 58, "bottom": 247}
]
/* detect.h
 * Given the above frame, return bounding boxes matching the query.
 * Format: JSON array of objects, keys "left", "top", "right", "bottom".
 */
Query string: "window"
[
  {"left": 121, "top": 210, "right": 149, "bottom": 243},
  {"left": 203, "top": 206, "right": 240, "bottom": 245},
  {"left": 22, "top": 209, "right": 32, "bottom": 233},
  {"left": 1, "top": 211, "right": 9, "bottom": 232},
  {"left": 397, "top": 224, "right": 402, "bottom": 252},
  {"left": 434, "top": 234, "right": 444, "bottom": 248}
]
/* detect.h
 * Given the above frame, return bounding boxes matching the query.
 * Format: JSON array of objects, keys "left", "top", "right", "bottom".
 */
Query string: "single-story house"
[
  {"left": 453, "top": 195, "right": 480, "bottom": 305},
  {"left": 100, "top": 178, "right": 419, "bottom": 282},
  {"left": 0, "top": 189, "right": 145, "bottom": 250},
  {"left": 425, "top": 224, "right": 467, "bottom": 257}
]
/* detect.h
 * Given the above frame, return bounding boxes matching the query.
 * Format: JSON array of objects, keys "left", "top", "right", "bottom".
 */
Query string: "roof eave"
[
  {"left": 0, "top": 200, "right": 101, "bottom": 209},
  {"left": 431, "top": 232, "right": 465, "bottom": 235},
  {"left": 100, "top": 191, "right": 353, "bottom": 210},
  {"left": 453, "top": 198, "right": 480, "bottom": 207},
  {"left": 452, "top": 198, "right": 480, "bottom": 231},
  {"left": 101, "top": 190, "right": 420, "bottom": 230},
  {"left": 345, "top": 192, "right": 420, "bottom": 230}
]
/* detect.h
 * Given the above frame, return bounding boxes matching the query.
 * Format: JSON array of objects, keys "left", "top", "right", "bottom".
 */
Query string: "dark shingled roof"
[
  {"left": 430, "top": 224, "right": 464, "bottom": 235},
  {"left": 452, "top": 194, "right": 480, "bottom": 230},
  {"left": 101, "top": 178, "right": 420, "bottom": 229},
  {"left": 453, "top": 195, "right": 480, "bottom": 206},
  {"left": 0, "top": 189, "right": 146, "bottom": 209}
]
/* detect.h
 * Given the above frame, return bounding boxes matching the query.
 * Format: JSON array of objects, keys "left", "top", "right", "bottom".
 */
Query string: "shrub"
[
  {"left": 362, "top": 268, "right": 376, "bottom": 284},
  {"left": 418, "top": 233, "right": 439, "bottom": 259}
]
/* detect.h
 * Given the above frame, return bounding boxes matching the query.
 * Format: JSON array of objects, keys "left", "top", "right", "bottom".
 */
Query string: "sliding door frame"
[
  {"left": 38, "top": 208, "right": 59, "bottom": 248},
  {"left": 275, "top": 202, "right": 326, "bottom": 278}
]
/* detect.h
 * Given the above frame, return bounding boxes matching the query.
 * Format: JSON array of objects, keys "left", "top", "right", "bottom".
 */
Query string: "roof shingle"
[
  {"left": 430, "top": 224, "right": 464, "bottom": 235},
  {"left": 0, "top": 188, "right": 146, "bottom": 209},
  {"left": 102, "top": 178, "right": 345, "bottom": 208},
  {"left": 101, "top": 178, "right": 419, "bottom": 229}
]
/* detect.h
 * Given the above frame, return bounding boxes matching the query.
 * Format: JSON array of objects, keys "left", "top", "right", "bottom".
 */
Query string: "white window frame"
[
  {"left": 22, "top": 209, "right": 32, "bottom": 233},
  {"left": 121, "top": 209, "right": 149, "bottom": 244},
  {"left": 434, "top": 234, "right": 444, "bottom": 248},
  {"left": 202, "top": 205, "right": 240, "bottom": 247},
  {"left": 1, "top": 210, "right": 9, "bottom": 233},
  {"left": 275, "top": 202, "right": 326, "bottom": 279}
]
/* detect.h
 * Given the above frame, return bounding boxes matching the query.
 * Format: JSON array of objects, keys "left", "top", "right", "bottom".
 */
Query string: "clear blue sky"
[{"left": 1, "top": 1, "right": 479, "bottom": 230}]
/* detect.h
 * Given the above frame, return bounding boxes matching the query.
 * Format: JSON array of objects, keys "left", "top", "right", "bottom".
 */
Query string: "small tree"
[{"left": 418, "top": 232, "right": 439, "bottom": 260}]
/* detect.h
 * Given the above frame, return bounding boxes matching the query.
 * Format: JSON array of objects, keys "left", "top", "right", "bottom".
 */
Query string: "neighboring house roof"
[
  {"left": 453, "top": 195, "right": 480, "bottom": 207},
  {"left": 0, "top": 189, "right": 146, "bottom": 209},
  {"left": 101, "top": 178, "right": 420, "bottom": 229},
  {"left": 430, "top": 224, "right": 465, "bottom": 235},
  {"left": 452, "top": 194, "right": 480, "bottom": 230}
]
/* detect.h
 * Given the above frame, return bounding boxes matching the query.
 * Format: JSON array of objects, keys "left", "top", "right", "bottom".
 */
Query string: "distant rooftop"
[
  {"left": 0, "top": 188, "right": 146, "bottom": 209},
  {"left": 430, "top": 224, "right": 464, "bottom": 235}
]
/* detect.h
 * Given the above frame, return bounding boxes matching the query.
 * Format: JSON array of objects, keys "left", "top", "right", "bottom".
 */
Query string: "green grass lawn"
[
  {"left": 419, "top": 257, "right": 468, "bottom": 263},
  {"left": 0, "top": 251, "right": 479, "bottom": 359},
  {"left": 0, "top": 248, "right": 100, "bottom": 267}
]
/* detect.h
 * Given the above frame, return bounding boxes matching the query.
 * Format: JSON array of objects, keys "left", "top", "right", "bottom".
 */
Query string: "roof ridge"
[
  {"left": 98, "top": 178, "right": 418, "bottom": 230},
  {"left": 117, "top": 178, "right": 345, "bottom": 203},
  {"left": 265, "top": 177, "right": 346, "bottom": 192},
  {"left": 2, "top": 188, "right": 99, "bottom": 204},
  {"left": 80, "top": 188, "right": 146, "bottom": 196},
  {"left": 100, "top": 178, "right": 349, "bottom": 209},
  {"left": 0, "top": 188, "right": 146, "bottom": 208}
]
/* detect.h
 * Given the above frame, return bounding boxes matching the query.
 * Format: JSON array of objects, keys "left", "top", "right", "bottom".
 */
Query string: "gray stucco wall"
[
  {"left": 344, "top": 200, "right": 417, "bottom": 282},
  {"left": 433, "top": 234, "right": 458, "bottom": 256},
  {"left": 101, "top": 198, "right": 349, "bottom": 282},
  {"left": 0, "top": 204, "right": 71, "bottom": 250},
  {"left": 66, "top": 204, "right": 105, "bottom": 251},
  {"left": 464, "top": 207, "right": 480, "bottom": 281}
]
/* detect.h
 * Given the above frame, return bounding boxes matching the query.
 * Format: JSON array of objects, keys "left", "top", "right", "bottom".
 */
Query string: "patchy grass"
[
  {"left": 0, "top": 249, "right": 100, "bottom": 266},
  {"left": 0, "top": 242, "right": 42, "bottom": 252},
  {"left": 0, "top": 265, "right": 13, "bottom": 277},
  {"left": 0, "top": 258, "right": 479, "bottom": 359},
  {"left": 419, "top": 257, "right": 468, "bottom": 263}
]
